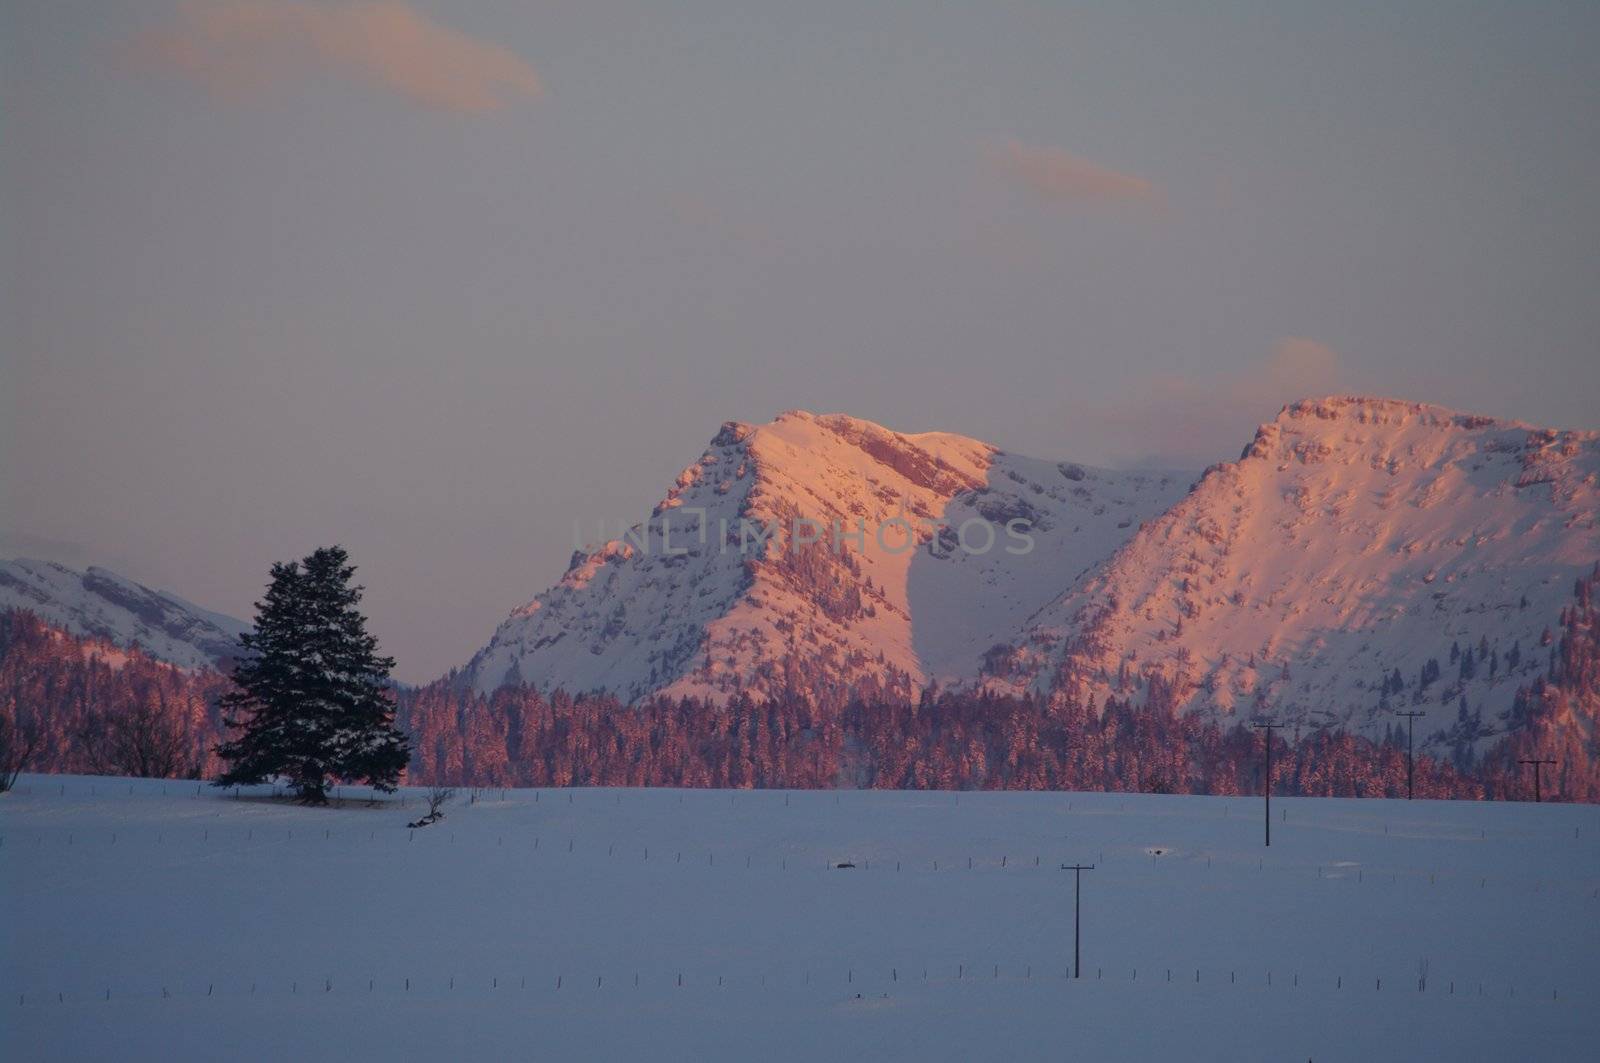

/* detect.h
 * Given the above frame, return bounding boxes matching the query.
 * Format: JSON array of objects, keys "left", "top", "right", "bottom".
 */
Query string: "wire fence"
[
  {"left": 10, "top": 957, "right": 1582, "bottom": 1010},
  {"left": 5, "top": 814, "right": 1597, "bottom": 903}
]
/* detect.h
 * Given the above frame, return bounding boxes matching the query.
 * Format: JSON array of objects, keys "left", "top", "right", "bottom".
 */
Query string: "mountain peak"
[
  {"left": 710, "top": 420, "right": 756, "bottom": 447},
  {"left": 1238, "top": 394, "right": 1594, "bottom": 466},
  {"left": 1280, "top": 394, "right": 1476, "bottom": 420},
  {"left": 458, "top": 394, "right": 1597, "bottom": 759},
  {"left": 461, "top": 411, "right": 1188, "bottom": 701},
  {"left": 1013, "top": 396, "right": 1600, "bottom": 755}
]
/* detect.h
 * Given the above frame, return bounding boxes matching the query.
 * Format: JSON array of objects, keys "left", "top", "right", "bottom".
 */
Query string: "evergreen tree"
[{"left": 215, "top": 546, "right": 409, "bottom": 803}]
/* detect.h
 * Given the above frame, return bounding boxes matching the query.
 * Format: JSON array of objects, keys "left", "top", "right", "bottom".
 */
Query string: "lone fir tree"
[{"left": 216, "top": 546, "right": 409, "bottom": 803}]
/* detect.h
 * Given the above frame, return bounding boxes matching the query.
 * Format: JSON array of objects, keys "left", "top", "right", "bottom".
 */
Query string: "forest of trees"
[
  {"left": 4, "top": 566, "right": 1599, "bottom": 802},
  {"left": 394, "top": 678, "right": 1477, "bottom": 798},
  {"left": 0, "top": 609, "right": 232, "bottom": 780}
]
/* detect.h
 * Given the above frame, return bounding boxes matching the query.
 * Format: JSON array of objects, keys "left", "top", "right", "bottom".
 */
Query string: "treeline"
[
  {"left": 4, "top": 564, "right": 1599, "bottom": 800},
  {"left": 1471, "top": 566, "right": 1600, "bottom": 803},
  {"left": 395, "top": 679, "right": 1474, "bottom": 798},
  {"left": 0, "top": 610, "right": 231, "bottom": 779}
]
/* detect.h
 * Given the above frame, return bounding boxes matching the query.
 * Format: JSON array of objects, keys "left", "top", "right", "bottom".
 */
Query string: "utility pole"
[
  {"left": 1396, "top": 711, "right": 1426, "bottom": 799},
  {"left": 1252, "top": 719, "right": 1279, "bottom": 846},
  {"left": 1060, "top": 863, "right": 1094, "bottom": 978},
  {"left": 1517, "top": 757, "right": 1556, "bottom": 803}
]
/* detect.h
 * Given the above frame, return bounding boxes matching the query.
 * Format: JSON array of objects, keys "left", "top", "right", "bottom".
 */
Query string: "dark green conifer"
[{"left": 216, "top": 546, "right": 408, "bottom": 803}]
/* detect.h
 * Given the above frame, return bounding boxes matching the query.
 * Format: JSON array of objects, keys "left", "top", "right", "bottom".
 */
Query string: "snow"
[
  {"left": 909, "top": 452, "right": 1187, "bottom": 680},
  {"left": 1015, "top": 397, "right": 1600, "bottom": 754},
  {"left": 4, "top": 775, "right": 1597, "bottom": 1060},
  {"left": 462, "top": 411, "right": 1187, "bottom": 701},
  {"left": 0, "top": 558, "right": 248, "bottom": 671},
  {"left": 460, "top": 396, "right": 1598, "bottom": 729}
]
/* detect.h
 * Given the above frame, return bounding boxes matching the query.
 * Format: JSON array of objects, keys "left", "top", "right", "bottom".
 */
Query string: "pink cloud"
[
  {"left": 130, "top": 1, "right": 542, "bottom": 112},
  {"left": 995, "top": 139, "right": 1158, "bottom": 204}
]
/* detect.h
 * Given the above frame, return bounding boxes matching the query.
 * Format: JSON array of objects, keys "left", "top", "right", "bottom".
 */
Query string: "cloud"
[
  {"left": 994, "top": 139, "right": 1158, "bottom": 204},
  {"left": 130, "top": 1, "right": 542, "bottom": 112},
  {"left": 1091, "top": 338, "right": 1346, "bottom": 467}
]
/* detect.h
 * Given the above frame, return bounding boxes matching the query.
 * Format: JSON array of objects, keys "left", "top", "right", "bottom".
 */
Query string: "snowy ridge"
[
  {"left": 0, "top": 558, "right": 247, "bottom": 671},
  {"left": 1008, "top": 396, "right": 1600, "bottom": 754},
  {"left": 461, "top": 411, "right": 1187, "bottom": 701}
]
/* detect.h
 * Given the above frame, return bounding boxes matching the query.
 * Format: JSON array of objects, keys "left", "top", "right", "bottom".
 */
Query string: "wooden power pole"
[
  {"left": 1251, "top": 719, "right": 1280, "bottom": 846},
  {"left": 1060, "top": 863, "right": 1094, "bottom": 978},
  {"left": 1517, "top": 757, "right": 1556, "bottom": 803},
  {"left": 1396, "top": 710, "right": 1426, "bottom": 799}
]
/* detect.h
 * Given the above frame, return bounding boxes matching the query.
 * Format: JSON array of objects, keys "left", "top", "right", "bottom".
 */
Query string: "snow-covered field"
[{"left": 3, "top": 777, "right": 1597, "bottom": 1061}]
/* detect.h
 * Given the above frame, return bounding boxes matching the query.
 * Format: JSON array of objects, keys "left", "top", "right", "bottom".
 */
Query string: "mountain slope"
[
  {"left": 1009, "top": 397, "right": 1600, "bottom": 755},
  {"left": 0, "top": 558, "right": 247, "bottom": 670},
  {"left": 461, "top": 411, "right": 1188, "bottom": 701}
]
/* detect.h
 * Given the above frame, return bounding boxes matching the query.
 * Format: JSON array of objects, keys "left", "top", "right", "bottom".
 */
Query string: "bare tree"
[
  {"left": 427, "top": 787, "right": 456, "bottom": 817},
  {"left": 407, "top": 786, "right": 454, "bottom": 828},
  {"left": 0, "top": 714, "right": 40, "bottom": 793},
  {"left": 77, "top": 697, "right": 197, "bottom": 779}
]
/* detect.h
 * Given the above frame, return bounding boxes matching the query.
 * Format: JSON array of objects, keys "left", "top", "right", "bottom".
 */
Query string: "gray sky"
[{"left": 4, "top": 1, "right": 1597, "bottom": 681}]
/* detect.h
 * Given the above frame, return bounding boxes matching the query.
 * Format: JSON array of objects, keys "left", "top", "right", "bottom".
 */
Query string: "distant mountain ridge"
[
  {"left": 1000, "top": 396, "right": 1600, "bottom": 755},
  {"left": 458, "top": 410, "right": 1189, "bottom": 702},
  {"left": 460, "top": 397, "right": 1600, "bottom": 762},
  {"left": 0, "top": 558, "right": 247, "bottom": 670},
  {"left": 8, "top": 395, "right": 1595, "bottom": 771},
  {"left": 3, "top": 396, "right": 1597, "bottom": 796}
]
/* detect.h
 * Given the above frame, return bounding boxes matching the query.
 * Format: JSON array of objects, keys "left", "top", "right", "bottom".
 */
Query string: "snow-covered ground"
[{"left": 3, "top": 777, "right": 1597, "bottom": 1061}]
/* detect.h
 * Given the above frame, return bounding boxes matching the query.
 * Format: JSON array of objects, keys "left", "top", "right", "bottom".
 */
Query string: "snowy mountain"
[
  {"left": 0, "top": 558, "right": 247, "bottom": 671},
  {"left": 1006, "top": 397, "right": 1600, "bottom": 755},
  {"left": 462, "top": 411, "right": 1188, "bottom": 702}
]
